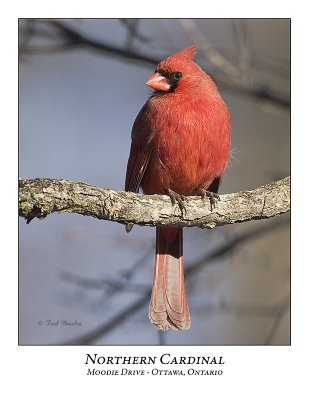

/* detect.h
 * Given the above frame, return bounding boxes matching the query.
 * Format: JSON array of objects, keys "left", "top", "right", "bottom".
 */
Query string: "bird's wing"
[
  {"left": 125, "top": 144, "right": 153, "bottom": 193},
  {"left": 125, "top": 105, "right": 155, "bottom": 193}
]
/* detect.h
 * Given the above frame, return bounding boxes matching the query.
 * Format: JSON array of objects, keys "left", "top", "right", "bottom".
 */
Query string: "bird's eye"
[{"left": 174, "top": 72, "right": 182, "bottom": 80}]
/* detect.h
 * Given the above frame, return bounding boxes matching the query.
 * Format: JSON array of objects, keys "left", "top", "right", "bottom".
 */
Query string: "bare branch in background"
[
  {"left": 155, "top": 20, "right": 179, "bottom": 53},
  {"left": 232, "top": 19, "right": 253, "bottom": 86},
  {"left": 62, "top": 217, "right": 289, "bottom": 345},
  {"left": 61, "top": 271, "right": 149, "bottom": 294},
  {"left": 60, "top": 244, "right": 153, "bottom": 304},
  {"left": 180, "top": 19, "right": 241, "bottom": 83},
  {"left": 19, "top": 177, "right": 290, "bottom": 228},
  {"left": 120, "top": 19, "right": 150, "bottom": 50},
  {"left": 18, "top": 19, "right": 290, "bottom": 108}
]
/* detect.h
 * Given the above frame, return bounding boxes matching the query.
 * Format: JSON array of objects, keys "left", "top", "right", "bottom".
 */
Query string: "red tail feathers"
[{"left": 149, "top": 227, "right": 191, "bottom": 330}]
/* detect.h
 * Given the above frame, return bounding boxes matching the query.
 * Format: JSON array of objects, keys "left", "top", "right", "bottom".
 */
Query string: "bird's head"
[{"left": 146, "top": 45, "right": 214, "bottom": 95}]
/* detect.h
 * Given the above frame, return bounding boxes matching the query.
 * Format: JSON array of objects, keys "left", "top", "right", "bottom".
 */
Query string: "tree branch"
[
  {"left": 19, "top": 20, "right": 290, "bottom": 108},
  {"left": 19, "top": 177, "right": 290, "bottom": 228}
]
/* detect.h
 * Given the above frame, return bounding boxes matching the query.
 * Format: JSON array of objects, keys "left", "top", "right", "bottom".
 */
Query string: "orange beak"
[{"left": 146, "top": 72, "right": 170, "bottom": 92}]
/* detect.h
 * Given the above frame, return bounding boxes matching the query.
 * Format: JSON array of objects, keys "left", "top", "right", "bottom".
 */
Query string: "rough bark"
[{"left": 18, "top": 176, "right": 290, "bottom": 229}]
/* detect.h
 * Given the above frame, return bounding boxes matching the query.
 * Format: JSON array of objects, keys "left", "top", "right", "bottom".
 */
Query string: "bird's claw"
[
  {"left": 200, "top": 189, "right": 220, "bottom": 211},
  {"left": 166, "top": 189, "right": 187, "bottom": 216}
]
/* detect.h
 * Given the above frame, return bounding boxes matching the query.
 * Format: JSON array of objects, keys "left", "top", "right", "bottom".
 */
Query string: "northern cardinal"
[{"left": 125, "top": 46, "right": 230, "bottom": 330}]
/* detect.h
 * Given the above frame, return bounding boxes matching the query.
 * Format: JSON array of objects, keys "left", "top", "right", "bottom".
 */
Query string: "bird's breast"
[{"left": 141, "top": 95, "right": 230, "bottom": 195}]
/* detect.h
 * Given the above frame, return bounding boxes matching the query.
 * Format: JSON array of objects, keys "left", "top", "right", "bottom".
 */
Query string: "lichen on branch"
[{"left": 18, "top": 176, "right": 290, "bottom": 229}]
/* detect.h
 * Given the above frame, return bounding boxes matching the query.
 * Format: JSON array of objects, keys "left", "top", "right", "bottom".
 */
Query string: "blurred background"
[{"left": 19, "top": 19, "right": 290, "bottom": 345}]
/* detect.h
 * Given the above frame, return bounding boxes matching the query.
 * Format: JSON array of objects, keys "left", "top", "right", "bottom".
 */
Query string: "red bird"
[{"left": 125, "top": 46, "right": 230, "bottom": 330}]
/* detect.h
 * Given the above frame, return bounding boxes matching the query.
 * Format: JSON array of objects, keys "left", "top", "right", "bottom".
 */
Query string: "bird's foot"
[
  {"left": 166, "top": 189, "right": 187, "bottom": 216},
  {"left": 125, "top": 223, "right": 133, "bottom": 233},
  {"left": 199, "top": 189, "right": 220, "bottom": 211}
]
